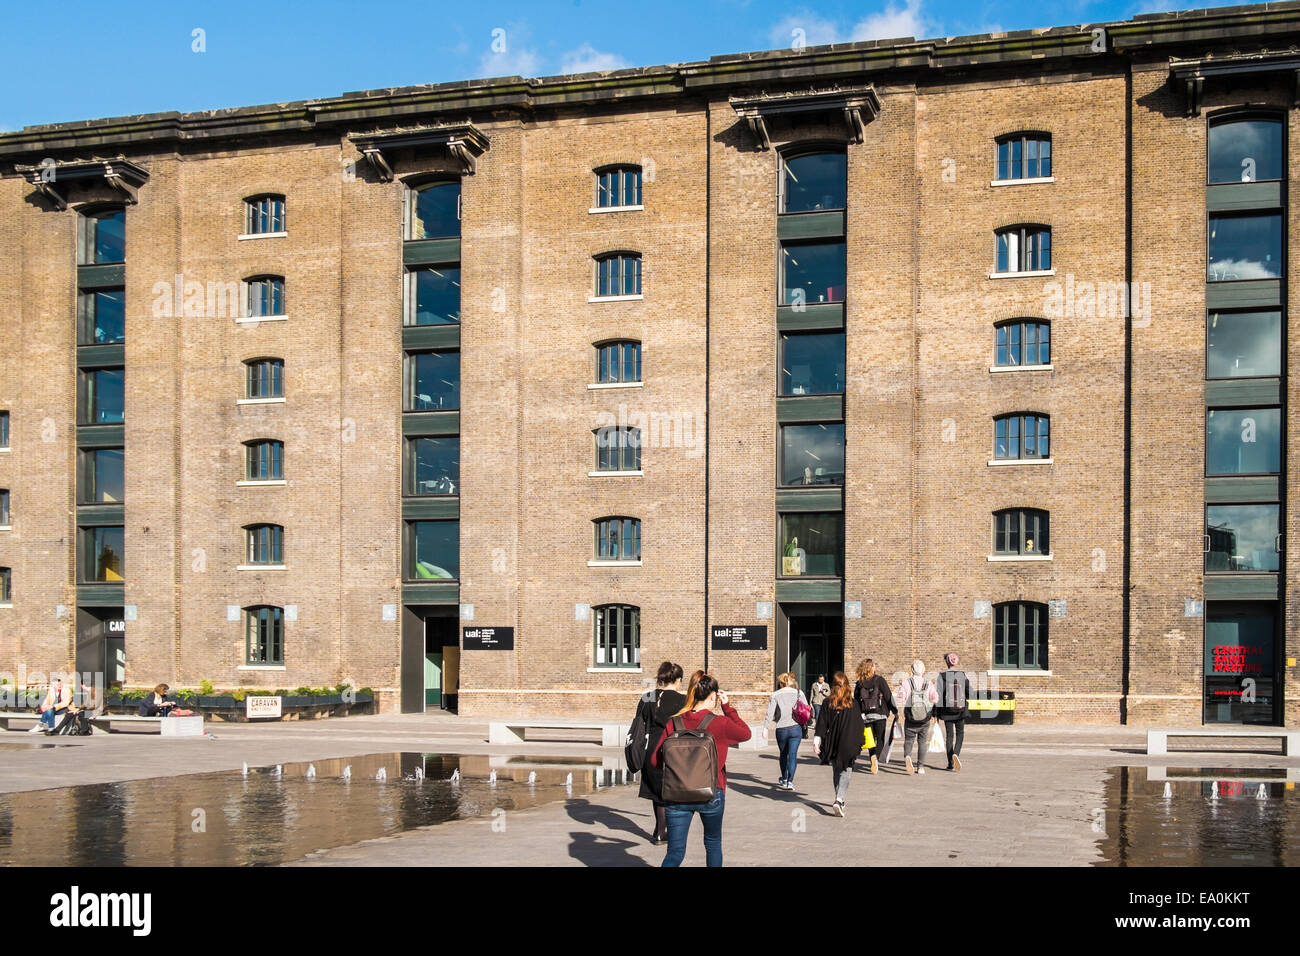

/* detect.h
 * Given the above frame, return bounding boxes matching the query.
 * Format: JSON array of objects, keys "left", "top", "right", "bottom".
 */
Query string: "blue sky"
[{"left": 0, "top": 0, "right": 1212, "bottom": 131}]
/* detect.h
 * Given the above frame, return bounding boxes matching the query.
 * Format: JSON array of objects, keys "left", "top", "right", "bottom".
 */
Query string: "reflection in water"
[
  {"left": 1096, "top": 767, "right": 1298, "bottom": 866},
  {"left": 0, "top": 753, "right": 626, "bottom": 867}
]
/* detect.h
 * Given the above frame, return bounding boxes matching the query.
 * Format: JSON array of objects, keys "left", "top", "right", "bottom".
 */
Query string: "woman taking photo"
[
  {"left": 636, "top": 661, "right": 687, "bottom": 845},
  {"left": 761, "top": 672, "right": 809, "bottom": 790},
  {"left": 812, "top": 671, "right": 866, "bottom": 817}
]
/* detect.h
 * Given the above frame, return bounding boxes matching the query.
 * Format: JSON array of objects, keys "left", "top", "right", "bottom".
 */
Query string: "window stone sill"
[
  {"left": 236, "top": 564, "right": 287, "bottom": 571},
  {"left": 0, "top": 448, "right": 10, "bottom": 454},
  {"left": 587, "top": 382, "right": 643, "bottom": 390},
  {"left": 0, "top": 604, "right": 11, "bottom": 609},
  {"left": 588, "top": 294, "right": 644, "bottom": 303},
  {"left": 588, "top": 205, "right": 644, "bottom": 214},
  {"left": 0, "top": 525, "right": 10, "bottom": 531},
  {"left": 237, "top": 232, "right": 289, "bottom": 240},
  {"left": 237, "top": 665, "right": 287, "bottom": 671},
  {"left": 987, "top": 669, "right": 1053, "bottom": 676},
  {"left": 236, "top": 315, "right": 288, "bottom": 324},
  {"left": 587, "top": 560, "right": 643, "bottom": 567},
  {"left": 986, "top": 554, "right": 1053, "bottom": 562},
  {"left": 987, "top": 458, "right": 1053, "bottom": 467},
  {"left": 236, "top": 397, "right": 286, "bottom": 405},
  {"left": 990, "top": 177, "right": 1055, "bottom": 187},
  {"left": 586, "top": 667, "right": 643, "bottom": 673},
  {"left": 988, "top": 270, "right": 1055, "bottom": 280},
  {"left": 236, "top": 479, "right": 287, "bottom": 487},
  {"left": 588, "top": 471, "right": 643, "bottom": 478},
  {"left": 989, "top": 364, "right": 1053, "bottom": 373}
]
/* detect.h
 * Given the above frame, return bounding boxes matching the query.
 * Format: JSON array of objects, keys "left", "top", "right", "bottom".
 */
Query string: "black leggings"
[
  {"left": 943, "top": 718, "right": 965, "bottom": 758},
  {"left": 865, "top": 718, "right": 889, "bottom": 758}
]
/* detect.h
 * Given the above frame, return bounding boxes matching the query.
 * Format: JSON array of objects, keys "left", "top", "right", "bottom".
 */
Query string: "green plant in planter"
[
  {"left": 198, "top": 680, "right": 215, "bottom": 696},
  {"left": 230, "top": 689, "right": 248, "bottom": 703}
]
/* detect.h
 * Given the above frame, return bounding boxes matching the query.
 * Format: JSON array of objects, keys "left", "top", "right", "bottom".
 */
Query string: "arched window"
[
  {"left": 781, "top": 149, "right": 846, "bottom": 213},
  {"left": 245, "top": 439, "right": 284, "bottom": 480},
  {"left": 995, "top": 132, "right": 1051, "bottom": 182},
  {"left": 994, "top": 413, "right": 1050, "bottom": 461},
  {"left": 993, "top": 509, "right": 1050, "bottom": 556},
  {"left": 594, "top": 426, "right": 641, "bottom": 472},
  {"left": 0, "top": 488, "right": 9, "bottom": 526},
  {"left": 245, "top": 358, "right": 284, "bottom": 399},
  {"left": 244, "top": 194, "right": 286, "bottom": 235},
  {"left": 0, "top": 567, "right": 10, "bottom": 604},
  {"left": 407, "top": 180, "right": 461, "bottom": 240},
  {"left": 79, "top": 206, "right": 125, "bottom": 264},
  {"left": 995, "top": 225, "right": 1051, "bottom": 274},
  {"left": 1208, "top": 113, "right": 1283, "bottom": 184},
  {"left": 594, "top": 252, "right": 642, "bottom": 298},
  {"left": 993, "top": 602, "right": 1048, "bottom": 670},
  {"left": 245, "top": 605, "right": 284, "bottom": 665},
  {"left": 594, "top": 517, "right": 641, "bottom": 561},
  {"left": 245, "top": 275, "right": 285, "bottom": 317},
  {"left": 593, "top": 604, "right": 640, "bottom": 667},
  {"left": 244, "top": 524, "right": 284, "bottom": 565},
  {"left": 595, "top": 340, "right": 641, "bottom": 384},
  {"left": 995, "top": 320, "right": 1051, "bottom": 367},
  {"left": 595, "top": 166, "right": 642, "bottom": 209}
]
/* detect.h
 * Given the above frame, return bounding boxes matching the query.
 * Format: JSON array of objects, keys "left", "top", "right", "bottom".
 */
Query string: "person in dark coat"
[
  {"left": 637, "top": 661, "right": 687, "bottom": 845},
  {"left": 812, "top": 671, "right": 866, "bottom": 817},
  {"left": 935, "top": 652, "right": 972, "bottom": 771},
  {"left": 853, "top": 658, "right": 897, "bottom": 775}
]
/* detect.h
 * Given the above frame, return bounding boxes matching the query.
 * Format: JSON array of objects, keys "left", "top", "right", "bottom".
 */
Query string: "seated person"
[
  {"left": 32, "top": 678, "right": 73, "bottom": 734},
  {"left": 137, "top": 683, "right": 179, "bottom": 717}
]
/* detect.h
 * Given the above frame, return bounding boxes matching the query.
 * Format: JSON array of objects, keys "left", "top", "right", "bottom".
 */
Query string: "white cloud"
[
  {"left": 769, "top": 11, "right": 843, "bottom": 49},
  {"left": 476, "top": 22, "right": 543, "bottom": 79},
  {"left": 560, "top": 44, "right": 630, "bottom": 74},
  {"left": 851, "top": 0, "right": 936, "bottom": 41}
]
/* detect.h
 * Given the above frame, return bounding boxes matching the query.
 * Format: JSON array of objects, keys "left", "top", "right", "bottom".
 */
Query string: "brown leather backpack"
[{"left": 659, "top": 713, "right": 719, "bottom": 803}]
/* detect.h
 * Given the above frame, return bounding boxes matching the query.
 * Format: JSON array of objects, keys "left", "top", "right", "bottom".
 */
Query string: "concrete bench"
[
  {"left": 489, "top": 720, "right": 628, "bottom": 748},
  {"left": 90, "top": 714, "right": 205, "bottom": 737},
  {"left": 1147, "top": 726, "right": 1297, "bottom": 756},
  {"left": 0, "top": 711, "right": 43, "bottom": 731}
]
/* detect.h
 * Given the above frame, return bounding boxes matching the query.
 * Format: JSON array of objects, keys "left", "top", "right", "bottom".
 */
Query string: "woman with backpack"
[
  {"left": 895, "top": 661, "right": 939, "bottom": 775},
  {"left": 812, "top": 671, "right": 866, "bottom": 816},
  {"left": 761, "top": 672, "right": 810, "bottom": 790},
  {"left": 853, "top": 659, "right": 896, "bottom": 775},
  {"left": 633, "top": 662, "right": 687, "bottom": 845},
  {"left": 935, "top": 652, "right": 972, "bottom": 772},
  {"left": 649, "top": 673, "right": 751, "bottom": 867}
]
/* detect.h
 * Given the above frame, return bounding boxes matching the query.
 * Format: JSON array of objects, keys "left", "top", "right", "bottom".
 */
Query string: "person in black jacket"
[
  {"left": 637, "top": 661, "right": 687, "bottom": 845},
  {"left": 853, "top": 658, "right": 897, "bottom": 775},
  {"left": 812, "top": 672, "right": 866, "bottom": 817},
  {"left": 935, "top": 653, "right": 972, "bottom": 771}
]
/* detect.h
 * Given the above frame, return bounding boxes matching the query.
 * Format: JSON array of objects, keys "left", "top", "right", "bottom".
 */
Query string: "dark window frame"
[
  {"left": 0, "top": 567, "right": 9, "bottom": 603},
  {"left": 404, "top": 436, "right": 460, "bottom": 497},
  {"left": 244, "top": 194, "right": 286, "bottom": 235},
  {"left": 244, "top": 439, "right": 284, "bottom": 481},
  {"left": 778, "top": 511, "right": 846, "bottom": 579},
  {"left": 245, "top": 605, "right": 284, "bottom": 665},
  {"left": 779, "top": 422, "right": 846, "bottom": 488},
  {"left": 78, "top": 447, "right": 125, "bottom": 505},
  {"left": 406, "top": 178, "right": 462, "bottom": 240},
  {"left": 0, "top": 410, "right": 8, "bottom": 448},
  {"left": 404, "top": 264, "right": 462, "bottom": 326},
  {"left": 593, "top": 516, "right": 642, "bottom": 561},
  {"left": 0, "top": 489, "right": 9, "bottom": 526},
  {"left": 245, "top": 275, "right": 286, "bottom": 317},
  {"left": 78, "top": 205, "right": 126, "bottom": 265},
  {"left": 994, "top": 413, "right": 1051, "bottom": 461},
  {"left": 779, "top": 147, "right": 848, "bottom": 214},
  {"left": 1206, "top": 406, "right": 1282, "bottom": 477},
  {"left": 1206, "top": 109, "right": 1285, "bottom": 185},
  {"left": 78, "top": 287, "right": 126, "bottom": 346},
  {"left": 994, "top": 319, "right": 1051, "bottom": 367},
  {"left": 993, "top": 508, "right": 1051, "bottom": 556},
  {"left": 1206, "top": 211, "right": 1284, "bottom": 283},
  {"left": 244, "top": 523, "right": 284, "bottom": 565},
  {"left": 593, "top": 603, "right": 640, "bottom": 668},
  {"left": 405, "top": 519, "right": 460, "bottom": 582},
  {"left": 593, "top": 252, "right": 642, "bottom": 298},
  {"left": 404, "top": 349, "right": 461, "bottom": 411},
  {"left": 993, "top": 601, "right": 1049, "bottom": 670},
  {"left": 245, "top": 357, "right": 285, "bottom": 399},
  {"left": 995, "top": 225, "right": 1052, "bottom": 274},
  {"left": 594, "top": 339, "right": 642, "bottom": 384},
  {"left": 594, "top": 426, "right": 642, "bottom": 472},
  {"left": 78, "top": 525, "right": 125, "bottom": 585},
  {"left": 1205, "top": 502, "right": 1282, "bottom": 574},
  {"left": 594, "top": 165, "right": 643, "bottom": 209},
  {"left": 995, "top": 132, "right": 1053, "bottom": 182},
  {"left": 78, "top": 366, "right": 125, "bottom": 425},
  {"left": 1205, "top": 309, "right": 1284, "bottom": 381}
]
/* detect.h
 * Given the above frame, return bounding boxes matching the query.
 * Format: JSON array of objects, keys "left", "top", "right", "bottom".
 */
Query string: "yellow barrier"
[{"left": 968, "top": 699, "right": 1016, "bottom": 711}]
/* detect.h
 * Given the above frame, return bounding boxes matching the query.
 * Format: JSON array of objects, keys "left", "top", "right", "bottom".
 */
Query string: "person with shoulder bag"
[
  {"left": 631, "top": 661, "right": 686, "bottom": 845},
  {"left": 649, "top": 673, "right": 751, "bottom": 867},
  {"left": 935, "top": 652, "right": 972, "bottom": 772},
  {"left": 894, "top": 660, "right": 939, "bottom": 775},
  {"left": 812, "top": 671, "right": 866, "bottom": 816},
  {"left": 853, "top": 658, "right": 897, "bottom": 775},
  {"left": 761, "top": 672, "right": 810, "bottom": 790}
]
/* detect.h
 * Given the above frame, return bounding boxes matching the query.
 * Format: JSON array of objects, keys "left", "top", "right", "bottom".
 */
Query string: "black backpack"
[
  {"left": 857, "top": 679, "right": 882, "bottom": 714},
  {"left": 940, "top": 670, "right": 968, "bottom": 710},
  {"left": 624, "top": 692, "right": 655, "bottom": 773}
]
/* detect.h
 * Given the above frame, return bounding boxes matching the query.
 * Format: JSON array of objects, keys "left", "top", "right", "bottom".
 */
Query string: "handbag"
[{"left": 863, "top": 725, "right": 876, "bottom": 750}]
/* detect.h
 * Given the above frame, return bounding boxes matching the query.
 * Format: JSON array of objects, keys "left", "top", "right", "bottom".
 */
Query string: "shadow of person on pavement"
[
  {"left": 565, "top": 797, "right": 652, "bottom": 840},
  {"left": 567, "top": 830, "right": 654, "bottom": 867}
]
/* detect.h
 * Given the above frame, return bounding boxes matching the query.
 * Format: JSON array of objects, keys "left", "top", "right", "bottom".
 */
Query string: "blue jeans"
[
  {"left": 662, "top": 790, "right": 725, "bottom": 867},
  {"left": 775, "top": 725, "right": 802, "bottom": 783},
  {"left": 40, "top": 711, "right": 56, "bottom": 731}
]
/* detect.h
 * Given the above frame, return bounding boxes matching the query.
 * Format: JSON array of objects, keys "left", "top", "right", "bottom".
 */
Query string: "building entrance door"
[
  {"left": 75, "top": 607, "right": 125, "bottom": 688},
  {"left": 787, "top": 611, "right": 844, "bottom": 702},
  {"left": 1203, "top": 601, "right": 1280, "bottom": 725}
]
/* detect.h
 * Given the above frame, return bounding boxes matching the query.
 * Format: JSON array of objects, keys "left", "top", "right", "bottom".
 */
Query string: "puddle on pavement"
[
  {"left": 1095, "top": 766, "right": 1300, "bottom": 866},
  {"left": 0, "top": 753, "right": 633, "bottom": 866},
  {"left": 0, "top": 743, "right": 79, "bottom": 752}
]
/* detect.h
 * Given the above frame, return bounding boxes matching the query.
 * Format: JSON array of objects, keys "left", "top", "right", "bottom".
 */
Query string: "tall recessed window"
[
  {"left": 594, "top": 604, "right": 640, "bottom": 668},
  {"left": 994, "top": 413, "right": 1050, "bottom": 461},
  {"left": 408, "top": 181, "right": 461, "bottom": 240},
  {"left": 1208, "top": 213, "right": 1282, "bottom": 281},
  {"left": 780, "top": 512, "right": 844, "bottom": 577},
  {"left": 781, "top": 241, "right": 845, "bottom": 305},
  {"left": 993, "top": 602, "right": 1048, "bottom": 670},
  {"left": 996, "top": 134, "right": 1052, "bottom": 181},
  {"left": 995, "top": 226, "right": 1051, "bottom": 274},
  {"left": 1206, "top": 408, "right": 1281, "bottom": 476},
  {"left": 245, "top": 605, "right": 284, "bottom": 665},
  {"left": 1208, "top": 116, "right": 1283, "bottom": 184},
  {"left": 995, "top": 320, "right": 1051, "bottom": 367},
  {"left": 780, "top": 331, "right": 845, "bottom": 396},
  {"left": 79, "top": 448, "right": 124, "bottom": 503},
  {"left": 80, "top": 368, "right": 125, "bottom": 424},
  {"left": 780, "top": 423, "right": 845, "bottom": 486},
  {"left": 80, "top": 526, "right": 125, "bottom": 583},
  {"left": 595, "top": 426, "right": 641, "bottom": 472},
  {"left": 406, "top": 266, "right": 461, "bottom": 325},
  {"left": 78, "top": 289, "right": 126, "bottom": 345},
  {"left": 594, "top": 516, "right": 641, "bottom": 561},
  {"left": 1206, "top": 504, "right": 1280, "bottom": 572},
  {"left": 245, "top": 358, "right": 284, "bottom": 399},
  {"left": 245, "top": 195, "right": 286, "bottom": 235},
  {"left": 993, "top": 509, "right": 1050, "bottom": 556},
  {"left": 781, "top": 151, "right": 846, "bottom": 213},
  {"left": 406, "top": 437, "right": 459, "bottom": 496},
  {"left": 407, "top": 520, "right": 459, "bottom": 580},
  {"left": 0, "top": 489, "right": 9, "bottom": 526},
  {"left": 245, "top": 440, "right": 284, "bottom": 480},
  {"left": 405, "top": 350, "right": 460, "bottom": 411},
  {"left": 1207, "top": 310, "right": 1282, "bottom": 379},
  {"left": 594, "top": 253, "right": 641, "bottom": 298},
  {"left": 595, "top": 166, "right": 642, "bottom": 209},
  {"left": 246, "top": 276, "right": 285, "bottom": 317},
  {"left": 80, "top": 208, "right": 125, "bottom": 264},
  {"left": 596, "top": 341, "right": 642, "bottom": 384},
  {"left": 0, "top": 567, "right": 10, "bottom": 603},
  {"left": 0, "top": 410, "right": 8, "bottom": 449},
  {"left": 245, "top": 524, "right": 284, "bottom": 565}
]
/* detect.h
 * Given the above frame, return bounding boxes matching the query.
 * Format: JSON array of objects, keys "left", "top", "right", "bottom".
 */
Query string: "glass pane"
[
  {"left": 410, "top": 267, "right": 461, "bottom": 325},
  {"left": 86, "top": 527, "right": 125, "bottom": 582},
  {"left": 780, "top": 424, "right": 845, "bottom": 486},
  {"left": 87, "top": 369, "right": 125, "bottom": 424},
  {"left": 410, "top": 521, "right": 459, "bottom": 580},
  {"left": 1206, "top": 408, "right": 1281, "bottom": 475},
  {"left": 1036, "top": 324, "right": 1051, "bottom": 364},
  {"left": 780, "top": 331, "right": 845, "bottom": 395},
  {"left": 1204, "top": 603, "right": 1276, "bottom": 724},
  {"left": 1039, "top": 139, "right": 1051, "bottom": 178},
  {"left": 89, "top": 448, "right": 124, "bottom": 503},
  {"left": 1208, "top": 119, "right": 1283, "bottom": 184},
  {"left": 409, "top": 437, "right": 459, "bottom": 495},
  {"left": 411, "top": 182, "right": 460, "bottom": 239},
  {"left": 996, "top": 233, "right": 1010, "bottom": 272},
  {"left": 409, "top": 351, "right": 460, "bottom": 410},
  {"left": 1010, "top": 139, "right": 1022, "bottom": 179},
  {"left": 1208, "top": 214, "right": 1282, "bottom": 281},
  {"left": 1206, "top": 504, "right": 1279, "bottom": 572},
  {"left": 781, "top": 241, "right": 845, "bottom": 305},
  {"left": 996, "top": 141, "right": 1011, "bottom": 181},
  {"left": 89, "top": 211, "right": 125, "bottom": 263},
  {"left": 995, "top": 326, "right": 1008, "bottom": 365},
  {"left": 1207, "top": 310, "right": 1281, "bottom": 378},
  {"left": 782, "top": 153, "right": 847, "bottom": 213},
  {"left": 82, "top": 290, "right": 125, "bottom": 345},
  {"left": 781, "top": 513, "right": 844, "bottom": 577}
]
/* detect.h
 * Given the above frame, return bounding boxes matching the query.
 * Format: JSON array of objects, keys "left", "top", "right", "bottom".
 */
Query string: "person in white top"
[
  {"left": 894, "top": 660, "right": 939, "bottom": 775},
  {"left": 761, "top": 672, "right": 810, "bottom": 790}
]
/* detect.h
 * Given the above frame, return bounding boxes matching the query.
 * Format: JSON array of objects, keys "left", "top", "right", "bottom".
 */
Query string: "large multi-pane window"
[
  {"left": 595, "top": 426, "right": 641, "bottom": 472},
  {"left": 780, "top": 512, "right": 844, "bottom": 577},
  {"left": 245, "top": 195, "right": 286, "bottom": 235},
  {"left": 780, "top": 331, "right": 845, "bottom": 396},
  {"left": 995, "top": 320, "right": 1050, "bottom": 367},
  {"left": 1207, "top": 310, "right": 1282, "bottom": 379},
  {"left": 1208, "top": 213, "right": 1282, "bottom": 281},
  {"left": 1204, "top": 602, "right": 1277, "bottom": 724},
  {"left": 996, "top": 134, "right": 1052, "bottom": 181},
  {"left": 245, "top": 524, "right": 284, "bottom": 565},
  {"left": 78, "top": 289, "right": 126, "bottom": 345},
  {"left": 994, "top": 508, "right": 1050, "bottom": 556},
  {"left": 78, "top": 448, "right": 124, "bottom": 503},
  {"left": 80, "top": 208, "right": 125, "bottom": 264},
  {"left": 245, "top": 358, "right": 284, "bottom": 399},
  {"left": 0, "top": 567, "right": 9, "bottom": 603},
  {"left": 781, "top": 241, "right": 845, "bottom": 305},
  {"left": 994, "top": 413, "right": 1050, "bottom": 460},
  {"left": 995, "top": 226, "right": 1051, "bottom": 273},
  {"left": 0, "top": 410, "right": 8, "bottom": 448},
  {"left": 245, "top": 605, "right": 284, "bottom": 665},
  {"left": 405, "top": 350, "right": 460, "bottom": 411},
  {"left": 595, "top": 166, "right": 642, "bottom": 209},
  {"left": 1206, "top": 408, "right": 1281, "bottom": 475},
  {"left": 596, "top": 341, "right": 642, "bottom": 384},
  {"left": 595, "top": 253, "right": 642, "bottom": 297},
  {"left": 0, "top": 489, "right": 9, "bottom": 526},
  {"left": 1208, "top": 116, "right": 1283, "bottom": 184},
  {"left": 407, "top": 520, "right": 459, "bottom": 580},
  {"left": 780, "top": 423, "right": 845, "bottom": 486},
  {"left": 594, "top": 517, "right": 641, "bottom": 561},
  {"left": 408, "top": 181, "right": 461, "bottom": 240},
  {"left": 781, "top": 151, "right": 847, "bottom": 213},
  {"left": 1206, "top": 504, "right": 1280, "bottom": 572},
  {"left": 80, "top": 526, "right": 124, "bottom": 583},
  {"left": 406, "top": 437, "right": 459, "bottom": 496},
  {"left": 246, "top": 276, "right": 285, "bottom": 317},
  {"left": 406, "top": 266, "right": 461, "bottom": 325},
  {"left": 245, "top": 440, "right": 284, "bottom": 480},
  {"left": 993, "top": 602, "right": 1048, "bottom": 670},
  {"left": 594, "top": 604, "right": 640, "bottom": 667},
  {"left": 80, "top": 368, "right": 125, "bottom": 424}
]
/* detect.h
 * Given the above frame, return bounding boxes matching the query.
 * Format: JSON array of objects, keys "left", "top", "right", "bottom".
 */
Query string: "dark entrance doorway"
[
  {"left": 1203, "top": 601, "right": 1280, "bottom": 725},
  {"left": 75, "top": 607, "right": 124, "bottom": 688},
  {"left": 783, "top": 608, "right": 844, "bottom": 702},
  {"left": 401, "top": 605, "right": 460, "bottom": 714}
]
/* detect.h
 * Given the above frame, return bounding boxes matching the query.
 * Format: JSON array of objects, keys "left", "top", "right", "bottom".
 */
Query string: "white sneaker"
[
  {"left": 905, "top": 756, "right": 914, "bottom": 774},
  {"left": 917, "top": 766, "right": 926, "bottom": 775},
  {"left": 952, "top": 754, "right": 962, "bottom": 772},
  {"left": 26, "top": 723, "right": 43, "bottom": 733},
  {"left": 832, "top": 801, "right": 845, "bottom": 817}
]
